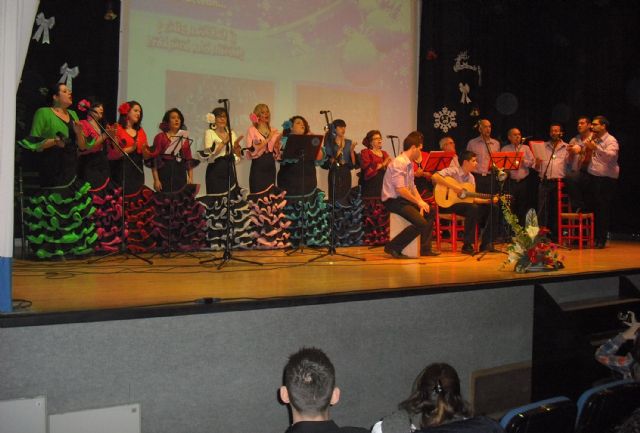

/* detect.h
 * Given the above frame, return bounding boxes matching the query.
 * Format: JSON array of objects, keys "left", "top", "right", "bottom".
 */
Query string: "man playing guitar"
[{"left": 432, "top": 150, "right": 500, "bottom": 255}]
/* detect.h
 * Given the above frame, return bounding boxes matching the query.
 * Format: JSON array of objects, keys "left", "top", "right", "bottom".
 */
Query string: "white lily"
[{"left": 526, "top": 225, "right": 540, "bottom": 240}]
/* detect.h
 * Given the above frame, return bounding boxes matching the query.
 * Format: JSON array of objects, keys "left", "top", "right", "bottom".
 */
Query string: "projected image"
[{"left": 122, "top": 0, "right": 417, "bottom": 191}]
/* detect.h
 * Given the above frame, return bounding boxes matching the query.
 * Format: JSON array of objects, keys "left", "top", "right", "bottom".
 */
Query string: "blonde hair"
[{"left": 252, "top": 103, "right": 270, "bottom": 128}]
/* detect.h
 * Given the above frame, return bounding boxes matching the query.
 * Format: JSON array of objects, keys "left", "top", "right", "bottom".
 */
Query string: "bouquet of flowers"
[{"left": 501, "top": 197, "right": 564, "bottom": 273}]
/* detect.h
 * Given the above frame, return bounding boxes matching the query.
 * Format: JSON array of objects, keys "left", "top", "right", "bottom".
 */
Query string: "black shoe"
[
  {"left": 421, "top": 249, "right": 441, "bottom": 257},
  {"left": 595, "top": 240, "right": 606, "bottom": 249},
  {"left": 480, "top": 243, "right": 494, "bottom": 252},
  {"left": 461, "top": 245, "right": 475, "bottom": 256},
  {"left": 384, "top": 245, "right": 411, "bottom": 259}
]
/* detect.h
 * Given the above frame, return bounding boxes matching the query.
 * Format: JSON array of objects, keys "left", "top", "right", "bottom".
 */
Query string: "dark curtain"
[{"left": 418, "top": 0, "right": 640, "bottom": 236}]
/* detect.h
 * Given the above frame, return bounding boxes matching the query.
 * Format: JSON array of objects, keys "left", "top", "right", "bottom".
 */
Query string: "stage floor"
[{"left": 9, "top": 241, "right": 640, "bottom": 316}]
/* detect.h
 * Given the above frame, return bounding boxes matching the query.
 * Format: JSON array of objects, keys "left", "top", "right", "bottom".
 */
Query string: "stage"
[{"left": 7, "top": 241, "right": 640, "bottom": 324}]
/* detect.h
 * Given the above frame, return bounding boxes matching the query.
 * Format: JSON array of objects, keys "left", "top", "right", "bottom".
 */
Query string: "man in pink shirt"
[
  {"left": 585, "top": 115, "right": 619, "bottom": 248},
  {"left": 381, "top": 131, "right": 440, "bottom": 259}
]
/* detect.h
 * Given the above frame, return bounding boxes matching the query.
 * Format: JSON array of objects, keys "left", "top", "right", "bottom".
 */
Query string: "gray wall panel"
[{"left": 0, "top": 285, "right": 534, "bottom": 433}]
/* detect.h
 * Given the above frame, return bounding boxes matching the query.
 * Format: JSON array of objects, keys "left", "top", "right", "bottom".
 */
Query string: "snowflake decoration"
[{"left": 433, "top": 107, "right": 457, "bottom": 133}]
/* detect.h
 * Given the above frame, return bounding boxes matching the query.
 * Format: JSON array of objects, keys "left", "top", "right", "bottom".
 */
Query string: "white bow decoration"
[
  {"left": 459, "top": 82, "right": 471, "bottom": 104},
  {"left": 58, "top": 63, "right": 79, "bottom": 90},
  {"left": 32, "top": 13, "right": 55, "bottom": 44}
]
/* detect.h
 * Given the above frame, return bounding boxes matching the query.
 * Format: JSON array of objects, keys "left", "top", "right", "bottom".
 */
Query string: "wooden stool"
[{"left": 389, "top": 213, "right": 420, "bottom": 258}]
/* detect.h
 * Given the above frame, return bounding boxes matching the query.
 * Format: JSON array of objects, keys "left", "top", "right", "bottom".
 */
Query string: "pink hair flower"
[
  {"left": 77, "top": 99, "right": 91, "bottom": 112},
  {"left": 249, "top": 112, "right": 259, "bottom": 124}
]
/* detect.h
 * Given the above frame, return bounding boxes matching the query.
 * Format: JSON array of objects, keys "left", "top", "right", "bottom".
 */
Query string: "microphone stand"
[
  {"left": 200, "top": 100, "right": 262, "bottom": 269},
  {"left": 309, "top": 112, "right": 364, "bottom": 263},
  {"left": 87, "top": 112, "right": 152, "bottom": 265},
  {"left": 387, "top": 136, "right": 398, "bottom": 157}
]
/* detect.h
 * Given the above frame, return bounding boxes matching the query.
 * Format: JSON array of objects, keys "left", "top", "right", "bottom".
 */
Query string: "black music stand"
[{"left": 281, "top": 134, "right": 324, "bottom": 256}]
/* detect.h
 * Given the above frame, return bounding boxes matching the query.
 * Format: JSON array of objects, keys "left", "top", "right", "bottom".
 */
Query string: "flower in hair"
[
  {"left": 249, "top": 112, "right": 259, "bottom": 124},
  {"left": 77, "top": 99, "right": 91, "bottom": 112},
  {"left": 158, "top": 122, "right": 170, "bottom": 132},
  {"left": 282, "top": 120, "right": 292, "bottom": 130},
  {"left": 206, "top": 112, "right": 216, "bottom": 124},
  {"left": 118, "top": 102, "right": 131, "bottom": 116}
]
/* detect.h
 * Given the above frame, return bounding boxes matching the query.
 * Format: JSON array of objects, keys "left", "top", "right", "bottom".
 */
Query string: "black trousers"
[
  {"left": 440, "top": 202, "right": 499, "bottom": 247},
  {"left": 383, "top": 197, "right": 434, "bottom": 254},
  {"left": 589, "top": 174, "right": 617, "bottom": 243},
  {"left": 537, "top": 180, "right": 559, "bottom": 240},
  {"left": 507, "top": 174, "right": 536, "bottom": 226}
]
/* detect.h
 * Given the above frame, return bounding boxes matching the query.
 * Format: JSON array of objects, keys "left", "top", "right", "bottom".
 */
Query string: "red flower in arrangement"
[
  {"left": 77, "top": 99, "right": 91, "bottom": 112},
  {"left": 527, "top": 248, "right": 538, "bottom": 264},
  {"left": 118, "top": 102, "right": 131, "bottom": 116}
]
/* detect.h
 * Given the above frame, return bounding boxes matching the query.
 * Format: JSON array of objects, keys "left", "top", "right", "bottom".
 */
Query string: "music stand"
[
  {"left": 422, "top": 151, "right": 455, "bottom": 172},
  {"left": 491, "top": 151, "right": 523, "bottom": 172},
  {"left": 281, "top": 134, "right": 324, "bottom": 256}
]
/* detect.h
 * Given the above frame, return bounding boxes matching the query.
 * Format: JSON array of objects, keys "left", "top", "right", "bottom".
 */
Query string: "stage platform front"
[{"left": 6, "top": 241, "right": 640, "bottom": 325}]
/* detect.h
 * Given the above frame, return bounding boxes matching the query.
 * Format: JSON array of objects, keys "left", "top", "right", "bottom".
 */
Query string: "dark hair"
[
  {"left": 333, "top": 119, "right": 346, "bottom": 128},
  {"left": 403, "top": 131, "right": 424, "bottom": 151},
  {"left": 284, "top": 115, "right": 310, "bottom": 137},
  {"left": 80, "top": 98, "right": 106, "bottom": 126},
  {"left": 460, "top": 150, "right": 476, "bottom": 162},
  {"left": 283, "top": 347, "right": 335, "bottom": 416},
  {"left": 550, "top": 122, "right": 564, "bottom": 131},
  {"left": 162, "top": 107, "right": 185, "bottom": 130},
  {"left": 398, "top": 363, "right": 471, "bottom": 429},
  {"left": 48, "top": 83, "right": 65, "bottom": 105},
  {"left": 577, "top": 115, "right": 591, "bottom": 123},
  {"left": 593, "top": 115, "right": 610, "bottom": 128},
  {"left": 118, "top": 100, "right": 143, "bottom": 130},
  {"left": 363, "top": 130, "right": 382, "bottom": 149}
]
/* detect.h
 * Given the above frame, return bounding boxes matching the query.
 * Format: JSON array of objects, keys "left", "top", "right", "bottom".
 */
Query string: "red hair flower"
[
  {"left": 118, "top": 102, "right": 131, "bottom": 116},
  {"left": 249, "top": 112, "right": 259, "bottom": 124},
  {"left": 77, "top": 99, "right": 91, "bottom": 112}
]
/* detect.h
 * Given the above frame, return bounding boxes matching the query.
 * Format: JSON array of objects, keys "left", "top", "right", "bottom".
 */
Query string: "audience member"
[
  {"left": 595, "top": 311, "right": 640, "bottom": 380},
  {"left": 280, "top": 347, "right": 368, "bottom": 433},
  {"left": 372, "top": 363, "right": 504, "bottom": 433}
]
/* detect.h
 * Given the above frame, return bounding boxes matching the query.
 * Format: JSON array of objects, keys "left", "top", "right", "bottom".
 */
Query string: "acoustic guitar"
[{"left": 434, "top": 176, "right": 507, "bottom": 208}]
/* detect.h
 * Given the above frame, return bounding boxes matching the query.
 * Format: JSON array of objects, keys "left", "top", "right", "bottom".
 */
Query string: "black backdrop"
[
  {"left": 15, "top": 0, "right": 640, "bottom": 236},
  {"left": 418, "top": 0, "right": 640, "bottom": 236}
]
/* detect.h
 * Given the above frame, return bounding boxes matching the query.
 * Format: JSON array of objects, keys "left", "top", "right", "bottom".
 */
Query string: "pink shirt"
[
  {"left": 466, "top": 136, "right": 500, "bottom": 175},
  {"left": 244, "top": 126, "right": 281, "bottom": 160},
  {"left": 588, "top": 132, "right": 619, "bottom": 179},
  {"left": 381, "top": 152, "right": 415, "bottom": 202}
]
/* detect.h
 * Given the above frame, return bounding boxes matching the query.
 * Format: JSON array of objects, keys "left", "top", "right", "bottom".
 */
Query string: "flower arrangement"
[{"left": 501, "top": 197, "right": 564, "bottom": 273}]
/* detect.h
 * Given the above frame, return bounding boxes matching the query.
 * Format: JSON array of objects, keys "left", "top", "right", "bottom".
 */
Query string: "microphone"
[
  {"left": 320, "top": 110, "right": 331, "bottom": 114},
  {"left": 386, "top": 135, "right": 398, "bottom": 139},
  {"left": 218, "top": 98, "right": 229, "bottom": 103}
]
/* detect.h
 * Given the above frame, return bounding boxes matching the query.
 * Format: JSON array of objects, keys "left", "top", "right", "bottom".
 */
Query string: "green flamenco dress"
[{"left": 18, "top": 108, "right": 97, "bottom": 259}]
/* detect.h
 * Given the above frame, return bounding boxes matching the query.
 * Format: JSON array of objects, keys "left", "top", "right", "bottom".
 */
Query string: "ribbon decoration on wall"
[
  {"left": 58, "top": 63, "right": 79, "bottom": 90},
  {"left": 32, "top": 12, "right": 55, "bottom": 44},
  {"left": 459, "top": 82, "right": 471, "bottom": 104},
  {"left": 453, "top": 51, "right": 482, "bottom": 86}
]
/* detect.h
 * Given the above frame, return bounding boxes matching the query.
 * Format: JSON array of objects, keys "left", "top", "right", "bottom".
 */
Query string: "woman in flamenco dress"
[{"left": 17, "top": 83, "right": 97, "bottom": 259}]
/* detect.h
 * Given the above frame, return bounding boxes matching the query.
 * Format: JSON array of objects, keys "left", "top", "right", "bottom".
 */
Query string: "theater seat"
[
  {"left": 575, "top": 379, "right": 640, "bottom": 433},
  {"left": 500, "top": 396, "right": 576, "bottom": 433}
]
